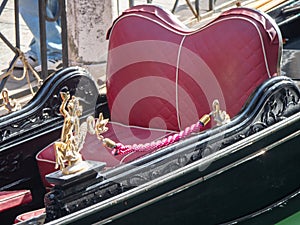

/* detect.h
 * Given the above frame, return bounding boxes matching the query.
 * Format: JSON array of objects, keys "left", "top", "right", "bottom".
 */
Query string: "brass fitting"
[
  {"left": 199, "top": 114, "right": 211, "bottom": 126},
  {"left": 103, "top": 138, "right": 117, "bottom": 149}
]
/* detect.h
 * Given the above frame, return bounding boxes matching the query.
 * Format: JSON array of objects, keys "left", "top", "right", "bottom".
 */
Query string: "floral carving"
[{"left": 0, "top": 151, "right": 23, "bottom": 182}]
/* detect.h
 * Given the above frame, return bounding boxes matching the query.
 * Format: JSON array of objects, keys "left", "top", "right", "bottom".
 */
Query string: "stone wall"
[{"left": 66, "top": 0, "right": 120, "bottom": 82}]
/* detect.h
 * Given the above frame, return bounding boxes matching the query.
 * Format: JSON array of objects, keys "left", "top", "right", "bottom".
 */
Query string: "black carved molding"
[
  {"left": 0, "top": 67, "right": 100, "bottom": 147},
  {"left": 240, "top": 84, "right": 299, "bottom": 140}
]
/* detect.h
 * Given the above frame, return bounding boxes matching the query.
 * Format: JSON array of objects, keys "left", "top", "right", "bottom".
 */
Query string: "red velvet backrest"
[{"left": 106, "top": 5, "right": 281, "bottom": 131}]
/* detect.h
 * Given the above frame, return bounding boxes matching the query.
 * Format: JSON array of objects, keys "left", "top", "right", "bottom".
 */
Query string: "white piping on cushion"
[{"left": 175, "top": 35, "right": 187, "bottom": 131}]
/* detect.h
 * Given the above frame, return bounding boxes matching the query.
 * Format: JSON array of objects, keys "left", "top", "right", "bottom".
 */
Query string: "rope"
[
  {"left": 0, "top": 48, "right": 43, "bottom": 96},
  {"left": 104, "top": 114, "right": 211, "bottom": 156},
  {"left": 97, "top": 100, "right": 230, "bottom": 156}
]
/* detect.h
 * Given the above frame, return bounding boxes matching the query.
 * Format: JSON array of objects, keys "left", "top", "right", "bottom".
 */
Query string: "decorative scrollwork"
[
  {"left": 253, "top": 87, "right": 299, "bottom": 135},
  {"left": 0, "top": 151, "right": 23, "bottom": 181},
  {"left": 280, "top": 88, "right": 299, "bottom": 116},
  {"left": 261, "top": 96, "right": 279, "bottom": 126}
]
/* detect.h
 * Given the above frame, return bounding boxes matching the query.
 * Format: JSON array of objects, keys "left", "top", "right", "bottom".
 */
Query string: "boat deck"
[{"left": 282, "top": 49, "right": 300, "bottom": 79}]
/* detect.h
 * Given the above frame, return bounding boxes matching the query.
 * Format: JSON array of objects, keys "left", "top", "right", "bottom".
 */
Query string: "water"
[{"left": 238, "top": 191, "right": 300, "bottom": 225}]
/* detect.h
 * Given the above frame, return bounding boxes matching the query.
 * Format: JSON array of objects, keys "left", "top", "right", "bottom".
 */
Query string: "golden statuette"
[
  {"left": 54, "top": 92, "right": 110, "bottom": 175},
  {"left": 210, "top": 99, "right": 231, "bottom": 126},
  {"left": 54, "top": 92, "right": 86, "bottom": 175}
]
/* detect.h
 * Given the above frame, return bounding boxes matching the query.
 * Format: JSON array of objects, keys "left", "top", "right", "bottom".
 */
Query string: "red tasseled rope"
[{"left": 111, "top": 120, "right": 206, "bottom": 156}]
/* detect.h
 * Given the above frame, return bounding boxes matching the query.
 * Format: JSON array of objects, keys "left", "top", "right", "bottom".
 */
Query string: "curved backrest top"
[
  {"left": 106, "top": 4, "right": 190, "bottom": 40},
  {"left": 106, "top": 5, "right": 282, "bottom": 131}
]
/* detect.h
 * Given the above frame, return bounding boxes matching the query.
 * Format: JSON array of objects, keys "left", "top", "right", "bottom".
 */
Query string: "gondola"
[{"left": 1, "top": 3, "right": 300, "bottom": 225}]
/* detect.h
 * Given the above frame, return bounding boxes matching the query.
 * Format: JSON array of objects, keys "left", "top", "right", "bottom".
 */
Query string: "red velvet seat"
[
  {"left": 14, "top": 208, "right": 45, "bottom": 224},
  {"left": 0, "top": 190, "right": 32, "bottom": 213},
  {"left": 36, "top": 5, "right": 282, "bottom": 188}
]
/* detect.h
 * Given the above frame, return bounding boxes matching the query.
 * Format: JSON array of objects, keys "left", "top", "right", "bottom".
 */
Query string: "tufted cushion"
[
  {"left": 106, "top": 5, "right": 281, "bottom": 131},
  {"left": 0, "top": 190, "right": 32, "bottom": 213}
]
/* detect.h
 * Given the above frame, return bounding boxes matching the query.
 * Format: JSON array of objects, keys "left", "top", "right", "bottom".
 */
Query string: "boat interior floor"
[{"left": 282, "top": 49, "right": 300, "bottom": 80}]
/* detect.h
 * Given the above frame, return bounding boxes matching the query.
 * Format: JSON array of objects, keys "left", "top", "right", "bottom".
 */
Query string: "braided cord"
[{"left": 110, "top": 114, "right": 210, "bottom": 155}]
